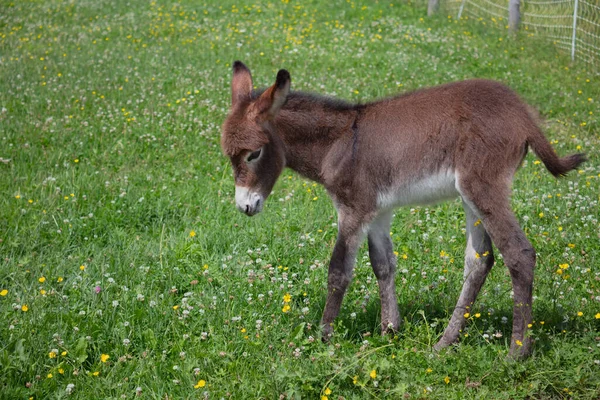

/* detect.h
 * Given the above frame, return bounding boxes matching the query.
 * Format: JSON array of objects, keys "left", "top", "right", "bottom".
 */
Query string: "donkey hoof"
[
  {"left": 508, "top": 339, "right": 533, "bottom": 360},
  {"left": 381, "top": 322, "right": 400, "bottom": 336},
  {"left": 432, "top": 338, "right": 455, "bottom": 352},
  {"left": 321, "top": 324, "right": 333, "bottom": 342}
]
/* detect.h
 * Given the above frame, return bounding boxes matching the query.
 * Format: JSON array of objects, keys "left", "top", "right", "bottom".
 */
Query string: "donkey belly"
[{"left": 376, "top": 169, "right": 459, "bottom": 210}]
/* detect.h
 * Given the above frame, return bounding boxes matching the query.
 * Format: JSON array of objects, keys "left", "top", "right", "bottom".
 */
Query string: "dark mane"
[{"left": 252, "top": 88, "right": 361, "bottom": 113}]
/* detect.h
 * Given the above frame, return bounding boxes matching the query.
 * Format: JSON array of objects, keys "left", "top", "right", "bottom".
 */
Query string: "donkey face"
[{"left": 221, "top": 61, "right": 290, "bottom": 216}]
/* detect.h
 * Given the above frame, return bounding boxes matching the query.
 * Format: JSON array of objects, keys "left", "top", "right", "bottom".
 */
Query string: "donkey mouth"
[
  {"left": 243, "top": 198, "right": 262, "bottom": 216},
  {"left": 235, "top": 186, "right": 264, "bottom": 216}
]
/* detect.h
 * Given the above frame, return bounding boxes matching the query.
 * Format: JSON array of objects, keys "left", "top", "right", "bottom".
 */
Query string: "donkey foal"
[{"left": 220, "top": 61, "right": 585, "bottom": 359}]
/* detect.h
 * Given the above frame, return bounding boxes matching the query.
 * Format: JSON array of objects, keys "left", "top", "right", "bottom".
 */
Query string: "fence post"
[
  {"left": 509, "top": 0, "right": 521, "bottom": 32},
  {"left": 457, "top": 0, "right": 467, "bottom": 19},
  {"left": 428, "top": 0, "right": 440, "bottom": 16},
  {"left": 571, "top": 0, "right": 579, "bottom": 60}
]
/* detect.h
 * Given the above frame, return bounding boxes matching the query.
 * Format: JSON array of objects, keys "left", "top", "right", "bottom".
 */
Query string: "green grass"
[{"left": 1, "top": 0, "right": 599, "bottom": 398}]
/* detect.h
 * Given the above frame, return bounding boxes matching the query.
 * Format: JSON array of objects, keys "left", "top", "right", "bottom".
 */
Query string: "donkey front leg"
[
  {"left": 367, "top": 211, "right": 400, "bottom": 334},
  {"left": 320, "top": 210, "right": 367, "bottom": 340}
]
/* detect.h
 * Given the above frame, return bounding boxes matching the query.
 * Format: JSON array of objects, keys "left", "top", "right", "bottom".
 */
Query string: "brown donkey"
[{"left": 220, "top": 61, "right": 585, "bottom": 359}]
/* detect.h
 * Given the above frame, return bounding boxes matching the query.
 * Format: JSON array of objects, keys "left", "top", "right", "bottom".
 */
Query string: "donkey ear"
[
  {"left": 256, "top": 69, "right": 291, "bottom": 118},
  {"left": 231, "top": 61, "right": 253, "bottom": 108}
]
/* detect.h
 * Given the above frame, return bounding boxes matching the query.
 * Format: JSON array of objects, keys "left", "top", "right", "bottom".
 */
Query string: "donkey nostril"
[{"left": 245, "top": 205, "right": 250, "bottom": 214}]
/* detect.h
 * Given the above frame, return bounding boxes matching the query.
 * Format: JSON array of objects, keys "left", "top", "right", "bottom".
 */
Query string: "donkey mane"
[{"left": 252, "top": 88, "right": 361, "bottom": 113}]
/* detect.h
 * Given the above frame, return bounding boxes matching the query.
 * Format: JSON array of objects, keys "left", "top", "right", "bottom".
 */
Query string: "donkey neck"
[{"left": 271, "top": 91, "right": 362, "bottom": 183}]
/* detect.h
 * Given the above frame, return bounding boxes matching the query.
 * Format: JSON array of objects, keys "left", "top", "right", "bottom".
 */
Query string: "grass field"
[{"left": 1, "top": 0, "right": 599, "bottom": 398}]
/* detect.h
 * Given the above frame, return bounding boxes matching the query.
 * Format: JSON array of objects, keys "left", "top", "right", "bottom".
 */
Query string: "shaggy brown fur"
[{"left": 221, "top": 61, "right": 585, "bottom": 359}]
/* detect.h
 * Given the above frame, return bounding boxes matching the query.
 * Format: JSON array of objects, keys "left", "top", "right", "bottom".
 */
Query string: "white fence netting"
[{"left": 439, "top": 0, "right": 600, "bottom": 67}]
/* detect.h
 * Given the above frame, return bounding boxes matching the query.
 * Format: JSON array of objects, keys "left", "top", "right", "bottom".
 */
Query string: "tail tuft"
[{"left": 545, "top": 153, "right": 586, "bottom": 177}]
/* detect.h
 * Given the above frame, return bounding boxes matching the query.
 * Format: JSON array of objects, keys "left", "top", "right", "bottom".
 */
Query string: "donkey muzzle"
[{"left": 235, "top": 186, "right": 263, "bottom": 216}]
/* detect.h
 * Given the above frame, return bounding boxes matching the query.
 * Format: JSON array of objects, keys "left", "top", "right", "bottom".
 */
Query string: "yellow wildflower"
[
  {"left": 370, "top": 369, "right": 377, "bottom": 379},
  {"left": 444, "top": 376, "right": 450, "bottom": 384},
  {"left": 283, "top": 293, "right": 291, "bottom": 303},
  {"left": 38, "top": 276, "right": 46, "bottom": 283},
  {"left": 0, "top": 289, "right": 7, "bottom": 296},
  {"left": 194, "top": 379, "right": 206, "bottom": 388},
  {"left": 100, "top": 354, "right": 110, "bottom": 363},
  {"left": 21, "top": 304, "right": 29, "bottom": 312},
  {"left": 189, "top": 230, "right": 196, "bottom": 237}
]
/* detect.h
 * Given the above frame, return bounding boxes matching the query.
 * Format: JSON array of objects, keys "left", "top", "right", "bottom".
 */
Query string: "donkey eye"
[{"left": 246, "top": 148, "right": 262, "bottom": 163}]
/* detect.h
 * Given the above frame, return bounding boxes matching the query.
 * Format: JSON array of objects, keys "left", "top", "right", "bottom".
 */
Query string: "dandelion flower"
[
  {"left": 21, "top": 305, "right": 29, "bottom": 312},
  {"left": 370, "top": 369, "right": 377, "bottom": 379},
  {"left": 283, "top": 293, "right": 291, "bottom": 303},
  {"left": 189, "top": 230, "right": 196, "bottom": 238},
  {"left": 595, "top": 313, "right": 600, "bottom": 319},
  {"left": 282, "top": 304, "right": 291, "bottom": 313},
  {"left": 463, "top": 312, "right": 470, "bottom": 318},
  {"left": 100, "top": 354, "right": 110, "bottom": 363},
  {"left": 194, "top": 379, "right": 206, "bottom": 389},
  {"left": 577, "top": 311, "right": 583, "bottom": 317},
  {"left": 324, "top": 388, "right": 331, "bottom": 395},
  {"left": 0, "top": 289, "right": 7, "bottom": 296},
  {"left": 38, "top": 276, "right": 46, "bottom": 283},
  {"left": 444, "top": 376, "right": 450, "bottom": 384},
  {"left": 79, "top": 265, "right": 86, "bottom": 271}
]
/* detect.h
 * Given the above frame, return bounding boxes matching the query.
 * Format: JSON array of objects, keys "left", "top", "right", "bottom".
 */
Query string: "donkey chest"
[{"left": 377, "top": 169, "right": 459, "bottom": 210}]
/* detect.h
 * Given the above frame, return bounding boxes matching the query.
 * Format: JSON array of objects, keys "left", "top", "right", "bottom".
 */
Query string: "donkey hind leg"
[
  {"left": 459, "top": 184, "right": 535, "bottom": 359},
  {"left": 367, "top": 210, "right": 400, "bottom": 334},
  {"left": 434, "top": 200, "right": 495, "bottom": 351},
  {"left": 320, "top": 208, "right": 368, "bottom": 340}
]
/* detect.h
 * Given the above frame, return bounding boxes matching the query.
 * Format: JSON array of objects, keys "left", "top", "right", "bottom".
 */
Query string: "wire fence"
[{"left": 435, "top": 0, "right": 600, "bottom": 68}]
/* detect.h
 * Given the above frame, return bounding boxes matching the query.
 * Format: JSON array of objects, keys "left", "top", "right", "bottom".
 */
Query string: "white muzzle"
[{"left": 235, "top": 186, "right": 264, "bottom": 216}]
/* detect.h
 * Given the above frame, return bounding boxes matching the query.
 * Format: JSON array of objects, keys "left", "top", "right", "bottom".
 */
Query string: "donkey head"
[{"left": 221, "top": 61, "right": 290, "bottom": 216}]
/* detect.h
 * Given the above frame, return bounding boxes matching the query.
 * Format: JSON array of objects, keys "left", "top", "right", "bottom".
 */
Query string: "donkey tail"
[{"left": 526, "top": 109, "right": 586, "bottom": 177}]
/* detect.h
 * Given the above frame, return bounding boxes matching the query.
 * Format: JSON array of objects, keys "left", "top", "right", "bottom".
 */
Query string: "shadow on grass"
[{"left": 320, "top": 295, "right": 590, "bottom": 356}]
